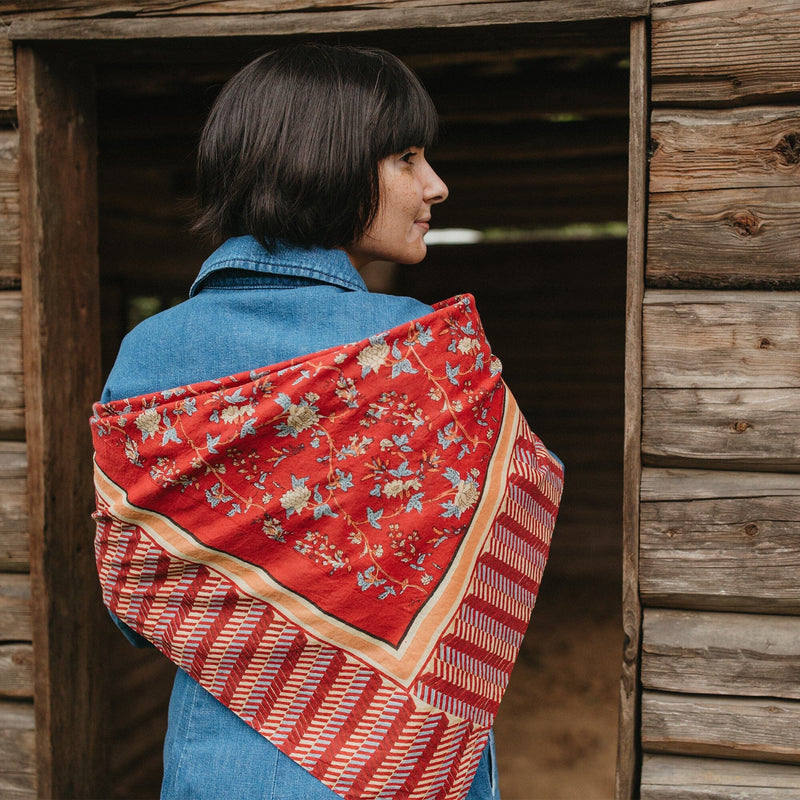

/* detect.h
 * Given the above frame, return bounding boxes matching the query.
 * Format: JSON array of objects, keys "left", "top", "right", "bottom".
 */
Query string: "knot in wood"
[
  {"left": 758, "top": 337, "right": 772, "bottom": 349},
  {"left": 774, "top": 132, "right": 800, "bottom": 166},
  {"left": 729, "top": 211, "right": 762, "bottom": 238},
  {"left": 730, "top": 420, "right": 752, "bottom": 433},
  {"left": 666, "top": 529, "right": 678, "bottom": 539},
  {"left": 744, "top": 523, "right": 759, "bottom": 537}
]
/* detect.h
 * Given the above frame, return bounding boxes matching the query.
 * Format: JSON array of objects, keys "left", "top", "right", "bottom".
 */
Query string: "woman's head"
[{"left": 194, "top": 43, "right": 445, "bottom": 254}]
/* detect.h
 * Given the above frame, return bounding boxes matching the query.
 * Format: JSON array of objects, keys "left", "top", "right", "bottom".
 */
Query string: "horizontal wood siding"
[
  {"left": 641, "top": 754, "right": 800, "bottom": 800},
  {"left": 642, "top": 609, "right": 800, "bottom": 697},
  {"left": 5, "top": 0, "right": 649, "bottom": 39},
  {"left": 651, "top": 0, "right": 800, "bottom": 106},
  {"left": 640, "top": 471, "right": 800, "bottom": 613},
  {"left": 642, "top": 0, "right": 800, "bottom": 792},
  {"left": 0, "top": 32, "right": 32, "bottom": 797},
  {"left": 643, "top": 291, "right": 800, "bottom": 388},
  {"left": 0, "top": 701, "right": 35, "bottom": 800},
  {"left": 642, "top": 693, "right": 800, "bottom": 764}
]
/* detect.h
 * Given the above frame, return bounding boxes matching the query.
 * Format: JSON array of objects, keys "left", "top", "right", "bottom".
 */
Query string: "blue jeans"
[{"left": 162, "top": 669, "right": 500, "bottom": 800}]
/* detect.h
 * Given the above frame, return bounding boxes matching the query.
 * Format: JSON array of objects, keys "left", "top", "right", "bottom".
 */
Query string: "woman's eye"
[{"left": 400, "top": 151, "right": 417, "bottom": 163}]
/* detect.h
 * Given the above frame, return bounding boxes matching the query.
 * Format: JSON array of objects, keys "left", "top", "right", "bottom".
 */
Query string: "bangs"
[{"left": 373, "top": 63, "right": 439, "bottom": 157}]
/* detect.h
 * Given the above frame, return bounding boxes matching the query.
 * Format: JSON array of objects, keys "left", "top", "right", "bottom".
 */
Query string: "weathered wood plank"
[
  {"left": 0, "top": 40, "right": 15, "bottom": 121},
  {"left": 0, "top": 700, "right": 35, "bottom": 799},
  {"left": 652, "top": 0, "right": 800, "bottom": 106},
  {"left": 643, "top": 388, "right": 800, "bottom": 471},
  {"left": 642, "top": 609, "right": 800, "bottom": 698},
  {"left": 642, "top": 290, "right": 800, "bottom": 389},
  {"left": 617, "top": 18, "right": 647, "bottom": 800},
  {"left": 640, "top": 492, "right": 800, "bottom": 613},
  {"left": 641, "top": 466, "right": 800, "bottom": 502},
  {"left": 642, "top": 691, "right": 800, "bottom": 764},
  {"left": 650, "top": 107, "right": 800, "bottom": 193},
  {"left": 0, "top": 643, "right": 33, "bottom": 699},
  {"left": 0, "top": 573, "right": 31, "bottom": 641},
  {"left": 0, "top": 291, "right": 23, "bottom": 440},
  {"left": 0, "top": 130, "right": 20, "bottom": 290},
  {"left": 641, "top": 754, "right": 800, "bottom": 800},
  {"left": 18, "top": 47, "right": 109, "bottom": 799},
  {"left": 5, "top": 0, "right": 650, "bottom": 38},
  {"left": 647, "top": 187, "right": 800, "bottom": 289},
  {"left": 0, "top": 440, "right": 28, "bottom": 571}
]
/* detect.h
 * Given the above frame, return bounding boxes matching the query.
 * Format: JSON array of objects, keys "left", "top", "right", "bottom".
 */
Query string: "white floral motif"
[
  {"left": 281, "top": 483, "right": 311, "bottom": 515},
  {"left": 220, "top": 404, "right": 255, "bottom": 424},
  {"left": 356, "top": 340, "right": 389, "bottom": 375},
  {"left": 453, "top": 480, "right": 479, "bottom": 513},
  {"left": 135, "top": 408, "right": 160, "bottom": 439},
  {"left": 457, "top": 337, "right": 480, "bottom": 355},
  {"left": 286, "top": 403, "right": 319, "bottom": 434}
]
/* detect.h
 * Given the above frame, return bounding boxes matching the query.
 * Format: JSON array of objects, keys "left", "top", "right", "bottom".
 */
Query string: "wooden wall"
[
  {"left": 639, "top": 0, "right": 800, "bottom": 795},
  {"left": 0, "top": 35, "right": 37, "bottom": 800}
]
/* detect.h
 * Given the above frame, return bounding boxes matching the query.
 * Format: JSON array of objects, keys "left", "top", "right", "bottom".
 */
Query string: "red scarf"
[{"left": 91, "top": 295, "right": 563, "bottom": 800}]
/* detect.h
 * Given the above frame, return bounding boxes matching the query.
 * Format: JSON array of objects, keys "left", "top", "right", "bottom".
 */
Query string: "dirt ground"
[{"left": 493, "top": 573, "right": 623, "bottom": 800}]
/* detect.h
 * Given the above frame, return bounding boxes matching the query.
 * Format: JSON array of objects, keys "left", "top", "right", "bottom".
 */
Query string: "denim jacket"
[{"left": 102, "top": 237, "right": 499, "bottom": 799}]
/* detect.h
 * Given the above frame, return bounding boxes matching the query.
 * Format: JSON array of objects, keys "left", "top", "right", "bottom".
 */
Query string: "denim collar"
[{"left": 189, "top": 236, "right": 368, "bottom": 297}]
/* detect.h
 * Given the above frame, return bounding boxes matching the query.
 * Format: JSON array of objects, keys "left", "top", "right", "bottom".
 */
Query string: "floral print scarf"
[{"left": 91, "top": 295, "right": 563, "bottom": 800}]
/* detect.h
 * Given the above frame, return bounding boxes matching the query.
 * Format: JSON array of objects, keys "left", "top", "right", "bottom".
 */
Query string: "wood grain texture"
[
  {"left": 5, "top": 0, "right": 650, "bottom": 39},
  {"left": 652, "top": 0, "right": 800, "bottom": 106},
  {"left": 617, "top": 18, "right": 647, "bottom": 800},
  {"left": 0, "top": 573, "right": 31, "bottom": 641},
  {"left": 650, "top": 107, "right": 800, "bottom": 193},
  {"left": 642, "top": 609, "right": 800, "bottom": 698},
  {"left": 642, "top": 290, "right": 800, "bottom": 389},
  {"left": 642, "top": 691, "right": 800, "bottom": 764},
  {"left": 0, "top": 440, "right": 27, "bottom": 572},
  {"left": 641, "top": 754, "right": 800, "bottom": 800},
  {"left": 0, "top": 643, "right": 33, "bottom": 699},
  {"left": 0, "top": 700, "right": 35, "bottom": 799},
  {"left": 0, "top": 130, "right": 21, "bottom": 289},
  {"left": 641, "top": 466, "right": 800, "bottom": 502},
  {"left": 646, "top": 187, "right": 800, "bottom": 289},
  {"left": 642, "top": 388, "right": 800, "bottom": 470},
  {"left": 0, "top": 40, "right": 16, "bottom": 121},
  {"left": 0, "top": 292, "right": 23, "bottom": 440},
  {"left": 17, "top": 46, "right": 108, "bottom": 799},
  {"left": 640, "top": 492, "right": 800, "bottom": 613}
]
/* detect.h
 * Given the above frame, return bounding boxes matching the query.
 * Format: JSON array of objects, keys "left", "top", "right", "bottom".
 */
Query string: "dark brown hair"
[{"left": 193, "top": 43, "right": 438, "bottom": 249}]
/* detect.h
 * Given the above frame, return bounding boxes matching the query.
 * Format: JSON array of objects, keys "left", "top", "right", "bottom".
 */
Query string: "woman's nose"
[{"left": 424, "top": 164, "right": 449, "bottom": 205}]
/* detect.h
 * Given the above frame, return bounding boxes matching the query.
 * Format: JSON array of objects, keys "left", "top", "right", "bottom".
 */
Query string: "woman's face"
[{"left": 345, "top": 148, "right": 449, "bottom": 269}]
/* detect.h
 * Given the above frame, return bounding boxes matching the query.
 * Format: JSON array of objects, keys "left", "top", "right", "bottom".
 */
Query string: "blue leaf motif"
[
  {"left": 206, "top": 433, "right": 220, "bottom": 454},
  {"left": 226, "top": 388, "right": 247, "bottom": 405},
  {"left": 313, "top": 503, "right": 338, "bottom": 520},
  {"left": 445, "top": 362, "right": 461, "bottom": 386},
  {"left": 391, "top": 359, "right": 417, "bottom": 379},
  {"left": 239, "top": 418, "right": 258, "bottom": 438},
  {"left": 366, "top": 507, "right": 384, "bottom": 529},
  {"left": 275, "top": 393, "right": 293, "bottom": 411},
  {"left": 444, "top": 467, "right": 461, "bottom": 487},
  {"left": 389, "top": 460, "right": 413, "bottom": 478},
  {"left": 406, "top": 492, "right": 424, "bottom": 513},
  {"left": 162, "top": 426, "right": 182, "bottom": 446}
]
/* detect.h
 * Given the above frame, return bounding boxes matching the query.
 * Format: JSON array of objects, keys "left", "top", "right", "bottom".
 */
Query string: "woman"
[{"left": 92, "top": 44, "right": 562, "bottom": 800}]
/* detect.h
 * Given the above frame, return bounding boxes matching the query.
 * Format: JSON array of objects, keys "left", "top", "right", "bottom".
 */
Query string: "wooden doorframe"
[
  {"left": 17, "top": 45, "right": 108, "bottom": 799},
  {"left": 13, "top": 10, "right": 649, "bottom": 798},
  {"left": 617, "top": 16, "right": 648, "bottom": 800}
]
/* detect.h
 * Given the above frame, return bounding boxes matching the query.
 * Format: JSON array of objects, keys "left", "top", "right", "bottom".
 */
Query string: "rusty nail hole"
[
  {"left": 774, "top": 132, "right": 800, "bottom": 166},
  {"left": 744, "top": 523, "right": 759, "bottom": 537},
  {"left": 758, "top": 337, "right": 772, "bottom": 349},
  {"left": 731, "top": 420, "right": 752, "bottom": 433}
]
